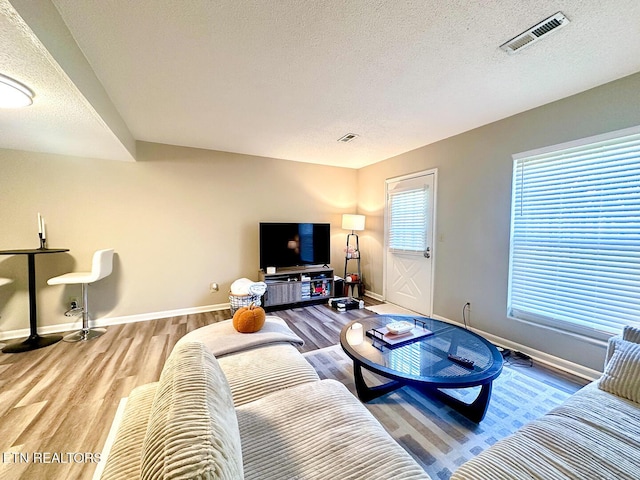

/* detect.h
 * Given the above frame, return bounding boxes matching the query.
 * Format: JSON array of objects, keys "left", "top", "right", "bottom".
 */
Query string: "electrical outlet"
[
  {"left": 210, "top": 282, "right": 219, "bottom": 293},
  {"left": 69, "top": 297, "right": 79, "bottom": 309},
  {"left": 465, "top": 302, "right": 471, "bottom": 310}
]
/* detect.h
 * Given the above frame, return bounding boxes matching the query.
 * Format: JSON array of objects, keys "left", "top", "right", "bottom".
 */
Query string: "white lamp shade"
[
  {"left": 342, "top": 214, "right": 365, "bottom": 231},
  {"left": 0, "top": 74, "right": 34, "bottom": 108}
]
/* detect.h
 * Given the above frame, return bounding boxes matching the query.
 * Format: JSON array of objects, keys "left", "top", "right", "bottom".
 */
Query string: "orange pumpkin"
[{"left": 232, "top": 303, "right": 266, "bottom": 333}]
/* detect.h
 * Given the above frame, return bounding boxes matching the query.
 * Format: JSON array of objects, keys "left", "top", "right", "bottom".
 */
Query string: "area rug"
[
  {"left": 366, "top": 302, "right": 418, "bottom": 316},
  {"left": 303, "top": 345, "right": 573, "bottom": 480}
]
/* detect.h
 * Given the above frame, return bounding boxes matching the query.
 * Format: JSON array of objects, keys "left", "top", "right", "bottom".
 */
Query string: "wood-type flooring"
[{"left": 0, "top": 301, "right": 588, "bottom": 479}]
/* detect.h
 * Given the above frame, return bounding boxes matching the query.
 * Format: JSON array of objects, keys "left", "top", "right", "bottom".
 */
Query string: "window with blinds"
[
  {"left": 508, "top": 126, "right": 640, "bottom": 337},
  {"left": 388, "top": 186, "right": 428, "bottom": 253}
]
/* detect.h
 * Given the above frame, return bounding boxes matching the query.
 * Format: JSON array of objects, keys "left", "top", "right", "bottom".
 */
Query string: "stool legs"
[{"left": 63, "top": 283, "right": 106, "bottom": 342}]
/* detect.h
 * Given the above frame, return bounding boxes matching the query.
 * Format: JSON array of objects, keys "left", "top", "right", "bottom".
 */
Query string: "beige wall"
[
  {"left": 3, "top": 72, "right": 639, "bottom": 371},
  {"left": 357, "top": 71, "right": 640, "bottom": 371},
  {"left": 0, "top": 142, "right": 357, "bottom": 335}
]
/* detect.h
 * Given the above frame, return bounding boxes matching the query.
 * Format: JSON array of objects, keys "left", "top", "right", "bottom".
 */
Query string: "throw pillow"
[
  {"left": 623, "top": 325, "right": 640, "bottom": 344},
  {"left": 598, "top": 338, "right": 640, "bottom": 404}
]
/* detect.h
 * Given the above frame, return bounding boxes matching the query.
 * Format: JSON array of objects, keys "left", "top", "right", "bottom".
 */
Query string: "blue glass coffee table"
[{"left": 340, "top": 315, "right": 503, "bottom": 422}]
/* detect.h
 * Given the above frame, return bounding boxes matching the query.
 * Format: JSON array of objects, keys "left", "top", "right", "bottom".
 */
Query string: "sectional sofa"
[
  {"left": 100, "top": 316, "right": 430, "bottom": 479},
  {"left": 101, "top": 315, "right": 640, "bottom": 480},
  {"left": 452, "top": 326, "right": 640, "bottom": 479}
]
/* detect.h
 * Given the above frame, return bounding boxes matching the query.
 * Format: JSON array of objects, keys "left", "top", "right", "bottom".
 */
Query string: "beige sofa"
[
  {"left": 452, "top": 326, "right": 640, "bottom": 480},
  {"left": 100, "top": 316, "right": 430, "bottom": 480}
]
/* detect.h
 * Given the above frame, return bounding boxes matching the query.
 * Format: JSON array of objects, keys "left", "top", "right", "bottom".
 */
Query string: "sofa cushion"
[
  {"left": 217, "top": 344, "right": 319, "bottom": 405},
  {"left": 140, "top": 341, "right": 244, "bottom": 480},
  {"left": 236, "top": 379, "right": 430, "bottom": 480},
  {"left": 599, "top": 338, "right": 640, "bottom": 403}
]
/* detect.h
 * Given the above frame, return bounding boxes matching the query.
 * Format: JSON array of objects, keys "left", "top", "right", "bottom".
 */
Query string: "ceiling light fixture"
[{"left": 0, "top": 73, "right": 34, "bottom": 108}]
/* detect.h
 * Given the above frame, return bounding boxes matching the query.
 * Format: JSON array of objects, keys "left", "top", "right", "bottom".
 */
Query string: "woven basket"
[{"left": 229, "top": 292, "right": 262, "bottom": 314}]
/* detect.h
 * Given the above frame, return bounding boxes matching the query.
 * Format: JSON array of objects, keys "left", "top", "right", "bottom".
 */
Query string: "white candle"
[
  {"left": 38, "top": 213, "right": 42, "bottom": 235},
  {"left": 350, "top": 322, "right": 364, "bottom": 345},
  {"left": 41, "top": 220, "right": 46, "bottom": 240}
]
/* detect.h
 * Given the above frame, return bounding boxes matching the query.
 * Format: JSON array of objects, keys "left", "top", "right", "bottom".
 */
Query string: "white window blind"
[
  {"left": 508, "top": 128, "right": 640, "bottom": 336},
  {"left": 388, "top": 186, "right": 428, "bottom": 253}
]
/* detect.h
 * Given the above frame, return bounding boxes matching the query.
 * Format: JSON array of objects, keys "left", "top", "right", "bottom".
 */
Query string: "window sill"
[{"left": 507, "top": 314, "right": 610, "bottom": 348}]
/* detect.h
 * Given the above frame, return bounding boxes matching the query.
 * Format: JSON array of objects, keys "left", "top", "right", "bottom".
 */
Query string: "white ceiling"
[{"left": 1, "top": 0, "right": 640, "bottom": 168}]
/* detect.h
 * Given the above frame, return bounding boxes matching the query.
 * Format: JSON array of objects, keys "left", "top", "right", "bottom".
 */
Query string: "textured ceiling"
[
  {"left": 2, "top": 0, "right": 640, "bottom": 168},
  {"left": 0, "top": 0, "right": 134, "bottom": 161}
]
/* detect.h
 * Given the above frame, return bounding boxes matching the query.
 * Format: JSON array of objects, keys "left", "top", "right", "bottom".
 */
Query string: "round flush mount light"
[{"left": 0, "top": 73, "right": 34, "bottom": 108}]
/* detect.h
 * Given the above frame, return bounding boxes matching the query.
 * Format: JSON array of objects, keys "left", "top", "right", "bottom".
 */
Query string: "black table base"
[
  {"left": 352, "top": 360, "right": 494, "bottom": 422},
  {"left": 2, "top": 333, "right": 63, "bottom": 354},
  {"left": 0, "top": 248, "right": 69, "bottom": 354},
  {"left": 353, "top": 362, "right": 403, "bottom": 402}
]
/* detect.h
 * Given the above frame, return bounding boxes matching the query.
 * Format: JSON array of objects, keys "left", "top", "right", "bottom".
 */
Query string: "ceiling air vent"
[
  {"left": 338, "top": 133, "right": 359, "bottom": 143},
  {"left": 500, "top": 12, "right": 570, "bottom": 54}
]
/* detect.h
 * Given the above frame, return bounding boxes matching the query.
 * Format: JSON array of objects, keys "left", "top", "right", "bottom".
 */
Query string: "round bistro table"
[
  {"left": 340, "top": 315, "right": 503, "bottom": 422},
  {"left": 0, "top": 248, "right": 69, "bottom": 353}
]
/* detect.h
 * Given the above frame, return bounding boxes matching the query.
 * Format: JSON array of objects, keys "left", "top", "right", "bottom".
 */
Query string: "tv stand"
[{"left": 259, "top": 266, "right": 334, "bottom": 310}]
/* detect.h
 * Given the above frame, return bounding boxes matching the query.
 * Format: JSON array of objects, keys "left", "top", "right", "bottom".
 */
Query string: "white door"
[{"left": 384, "top": 170, "right": 436, "bottom": 315}]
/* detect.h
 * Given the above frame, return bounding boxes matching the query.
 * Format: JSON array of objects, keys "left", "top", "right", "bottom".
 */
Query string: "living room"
[{"left": 1, "top": 1, "right": 640, "bottom": 479}]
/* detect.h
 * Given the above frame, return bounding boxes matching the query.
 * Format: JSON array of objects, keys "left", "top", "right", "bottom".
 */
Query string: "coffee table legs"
[
  {"left": 423, "top": 382, "right": 493, "bottom": 423},
  {"left": 351, "top": 360, "right": 493, "bottom": 422},
  {"left": 353, "top": 362, "right": 403, "bottom": 402}
]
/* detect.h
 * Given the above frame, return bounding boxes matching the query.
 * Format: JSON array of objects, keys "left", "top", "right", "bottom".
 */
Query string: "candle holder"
[{"left": 39, "top": 234, "right": 47, "bottom": 250}]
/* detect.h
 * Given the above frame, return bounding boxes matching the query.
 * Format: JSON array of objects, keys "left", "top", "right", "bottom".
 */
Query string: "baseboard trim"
[
  {"left": 2, "top": 300, "right": 602, "bottom": 382},
  {"left": 431, "top": 314, "right": 602, "bottom": 382},
  {"left": 0, "top": 303, "right": 231, "bottom": 341},
  {"left": 364, "top": 291, "right": 384, "bottom": 302}
]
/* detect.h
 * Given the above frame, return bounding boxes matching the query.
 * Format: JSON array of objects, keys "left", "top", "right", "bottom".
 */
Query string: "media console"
[{"left": 259, "top": 266, "right": 334, "bottom": 310}]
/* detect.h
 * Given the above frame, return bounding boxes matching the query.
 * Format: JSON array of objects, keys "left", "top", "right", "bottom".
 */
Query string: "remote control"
[{"left": 448, "top": 353, "right": 474, "bottom": 369}]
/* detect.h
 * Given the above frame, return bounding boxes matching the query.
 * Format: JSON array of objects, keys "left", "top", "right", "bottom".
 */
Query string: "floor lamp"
[{"left": 342, "top": 214, "right": 365, "bottom": 297}]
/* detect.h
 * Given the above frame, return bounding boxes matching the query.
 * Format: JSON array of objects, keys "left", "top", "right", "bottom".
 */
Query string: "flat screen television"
[{"left": 260, "top": 222, "right": 331, "bottom": 270}]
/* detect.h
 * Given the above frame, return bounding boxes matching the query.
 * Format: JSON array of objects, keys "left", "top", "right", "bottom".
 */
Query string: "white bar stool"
[{"left": 47, "top": 248, "right": 114, "bottom": 342}]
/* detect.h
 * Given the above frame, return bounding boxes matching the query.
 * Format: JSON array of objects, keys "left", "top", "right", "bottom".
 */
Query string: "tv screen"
[{"left": 260, "top": 223, "right": 331, "bottom": 270}]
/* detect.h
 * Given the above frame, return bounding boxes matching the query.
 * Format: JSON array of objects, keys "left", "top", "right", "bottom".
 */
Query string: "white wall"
[
  {"left": 0, "top": 142, "right": 357, "bottom": 335},
  {"left": 357, "top": 72, "right": 640, "bottom": 372}
]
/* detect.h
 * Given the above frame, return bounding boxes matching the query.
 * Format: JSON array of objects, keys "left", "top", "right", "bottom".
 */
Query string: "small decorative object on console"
[
  {"left": 328, "top": 297, "right": 364, "bottom": 312},
  {"left": 232, "top": 302, "right": 266, "bottom": 333}
]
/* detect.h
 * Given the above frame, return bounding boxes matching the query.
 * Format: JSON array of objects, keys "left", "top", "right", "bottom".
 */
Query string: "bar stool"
[
  {"left": 47, "top": 248, "right": 114, "bottom": 342},
  {"left": 0, "top": 278, "right": 13, "bottom": 349}
]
